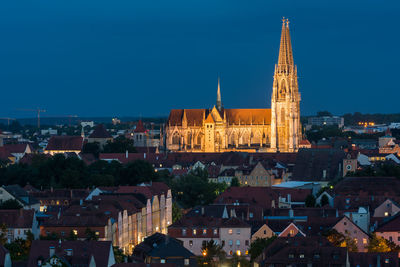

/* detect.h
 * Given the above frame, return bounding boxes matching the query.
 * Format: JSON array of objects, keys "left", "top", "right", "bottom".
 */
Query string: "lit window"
[
  {"left": 288, "top": 254, "right": 294, "bottom": 259},
  {"left": 363, "top": 238, "right": 367, "bottom": 244},
  {"left": 236, "top": 250, "right": 241, "bottom": 256},
  {"left": 229, "top": 240, "right": 233, "bottom": 246},
  {"left": 228, "top": 229, "right": 233, "bottom": 235},
  {"left": 385, "top": 259, "right": 390, "bottom": 264},
  {"left": 73, "top": 230, "right": 78, "bottom": 235},
  {"left": 160, "top": 259, "right": 166, "bottom": 263},
  {"left": 299, "top": 254, "right": 305, "bottom": 258},
  {"left": 236, "top": 229, "right": 241, "bottom": 235},
  {"left": 203, "top": 229, "right": 207, "bottom": 235},
  {"left": 182, "top": 229, "right": 187, "bottom": 236},
  {"left": 189, "top": 240, "right": 193, "bottom": 246},
  {"left": 184, "top": 259, "right": 189, "bottom": 266},
  {"left": 236, "top": 240, "right": 240, "bottom": 246},
  {"left": 384, "top": 212, "right": 389, "bottom": 217},
  {"left": 289, "top": 229, "right": 295, "bottom": 236},
  {"left": 95, "top": 231, "right": 99, "bottom": 236},
  {"left": 249, "top": 213, "right": 253, "bottom": 218},
  {"left": 193, "top": 229, "right": 197, "bottom": 235},
  {"left": 213, "top": 229, "right": 218, "bottom": 235}
]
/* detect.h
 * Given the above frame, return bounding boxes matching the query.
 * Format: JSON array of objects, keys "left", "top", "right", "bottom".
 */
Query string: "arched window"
[
  {"left": 172, "top": 132, "right": 180, "bottom": 145},
  {"left": 279, "top": 80, "right": 286, "bottom": 99}
]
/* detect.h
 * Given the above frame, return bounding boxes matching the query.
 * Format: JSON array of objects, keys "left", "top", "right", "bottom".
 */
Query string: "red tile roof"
[
  {"left": 88, "top": 124, "right": 112, "bottom": 139},
  {"left": 134, "top": 120, "right": 146, "bottom": 133},
  {"left": 375, "top": 212, "right": 400, "bottom": 232},
  {"left": 3, "top": 143, "right": 32, "bottom": 154},
  {"left": 0, "top": 209, "right": 34, "bottom": 228},
  {"left": 27, "top": 240, "right": 113, "bottom": 267},
  {"left": 45, "top": 136, "right": 84, "bottom": 151}
]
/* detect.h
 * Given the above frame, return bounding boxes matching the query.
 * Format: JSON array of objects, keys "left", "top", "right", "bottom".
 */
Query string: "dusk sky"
[{"left": 0, "top": 0, "right": 399, "bottom": 118}]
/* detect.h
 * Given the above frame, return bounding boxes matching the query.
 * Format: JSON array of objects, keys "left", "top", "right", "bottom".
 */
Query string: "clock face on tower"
[{"left": 346, "top": 164, "right": 352, "bottom": 171}]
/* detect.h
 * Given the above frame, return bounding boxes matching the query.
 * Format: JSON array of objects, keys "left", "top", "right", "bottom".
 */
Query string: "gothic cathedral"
[{"left": 165, "top": 19, "right": 301, "bottom": 153}]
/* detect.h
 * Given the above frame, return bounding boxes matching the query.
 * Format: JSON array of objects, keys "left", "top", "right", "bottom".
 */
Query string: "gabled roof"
[
  {"left": 88, "top": 124, "right": 112, "bottom": 139},
  {"left": 375, "top": 212, "right": 400, "bottom": 232},
  {"left": 0, "top": 209, "right": 34, "bottom": 228},
  {"left": 3, "top": 143, "right": 32, "bottom": 154},
  {"left": 27, "top": 240, "right": 113, "bottom": 267},
  {"left": 132, "top": 233, "right": 194, "bottom": 261},
  {"left": 45, "top": 136, "right": 84, "bottom": 151}
]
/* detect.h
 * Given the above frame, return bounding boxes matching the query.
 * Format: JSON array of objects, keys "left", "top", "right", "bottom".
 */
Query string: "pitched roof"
[
  {"left": 0, "top": 209, "right": 34, "bottom": 228},
  {"left": 259, "top": 236, "right": 348, "bottom": 266},
  {"left": 225, "top": 108, "right": 271, "bottom": 125},
  {"left": 334, "top": 177, "right": 400, "bottom": 196},
  {"left": 132, "top": 233, "right": 194, "bottom": 262},
  {"left": 3, "top": 143, "right": 32, "bottom": 154},
  {"left": 349, "top": 252, "right": 399, "bottom": 267},
  {"left": 27, "top": 240, "right": 113, "bottom": 267},
  {"left": 292, "top": 148, "right": 346, "bottom": 181},
  {"left": 45, "top": 136, "right": 84, "bottom": 151},
  {"left": 134, "top": 120, "right": 146, "bottom": 133},
  {"left": 88, "top": 124, "right": 112, "bottom": 139},
  {"left": 375, "top": 212, "right": 400, "bottom": 232}
]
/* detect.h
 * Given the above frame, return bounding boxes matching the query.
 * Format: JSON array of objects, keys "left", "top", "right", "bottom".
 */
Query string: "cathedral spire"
[
  {"left": 216, "top": 75, "right": 222, "bottom": 111},
  {"left": 277, "top": 18, "right": 294, "bottom": 71}
]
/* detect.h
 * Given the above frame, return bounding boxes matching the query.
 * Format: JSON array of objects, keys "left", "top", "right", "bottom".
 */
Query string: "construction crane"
[
  {"left": 0, "top": 117, "right": 16, "bottom": 127},
  {"left": 17, "top": 108, "right": 46, "bottom": 128}
]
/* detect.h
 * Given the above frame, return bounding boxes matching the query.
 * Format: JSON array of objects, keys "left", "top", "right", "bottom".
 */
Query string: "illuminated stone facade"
[{"left": 166, "top": 19, "right": 301, "bottom": 152}]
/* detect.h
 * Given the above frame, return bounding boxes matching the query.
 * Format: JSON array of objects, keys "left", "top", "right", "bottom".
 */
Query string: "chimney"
[
  {"left": 201, "top": 207, "right": 205, "bottom": 216},
  {"left": 49, "top": 246, "right": 55, "bottom": 257},
  {"left": 125, "top": 150, "right": 128, "bottom": 159}
]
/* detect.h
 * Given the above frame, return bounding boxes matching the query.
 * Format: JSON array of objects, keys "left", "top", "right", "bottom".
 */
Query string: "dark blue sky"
[{"left": 0, "top": 0, "right": 399, "bottom": 118}]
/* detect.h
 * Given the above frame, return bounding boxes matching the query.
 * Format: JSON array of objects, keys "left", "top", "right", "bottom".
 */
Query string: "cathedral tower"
[
  {"left": 270, "top": 18, "right": 301, "bottom": 152},
  {"left": 216, "top": 76, "right": 223, "bottom": 111}
]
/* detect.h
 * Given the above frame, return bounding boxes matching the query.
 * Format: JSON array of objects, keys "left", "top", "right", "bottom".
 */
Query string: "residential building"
[
  {"left": 0, "top": 209, "right": 40, "bottom": 242},
  {"left": 332, "top": 216, "right": 369, "bottom": 252},
  {"left": 373, "top": 199, "right": 400, "bottom": 218},
  {"left": 0, "top": 185, "right": 39, "bottom": 210},
  {"left": 236, "top": 161, "right": 285, "bottom": 187},
  {"left": 168, "top": 216, "right": 251, "bottom": 257},
  {"left": 132, "top": 233, "right": 197, "bottom": 266},
  {"left": 375, "top": 213, "right": 400, "bottom": 246},
  {"left": 27, "top": 240, "right": 115, "bottom": 267},
  {"left": 254, "top": 236, "right": 349, "bottom": 267},
  {"left": 307, "top": 116, "right": 344, "bottom": 128}
]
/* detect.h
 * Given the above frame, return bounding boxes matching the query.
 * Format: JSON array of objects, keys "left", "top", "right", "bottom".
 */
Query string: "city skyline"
[{"left": 0, "top": 0, "right": 399, "bottom": 118}]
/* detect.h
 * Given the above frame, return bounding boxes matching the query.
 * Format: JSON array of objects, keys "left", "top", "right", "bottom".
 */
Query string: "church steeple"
[
  {"left": 277, "top": 18, "right": 294, "bottom": 73},
  {"left": 270, "top": 18, "right": 301, "bottom": 153},
  {"left": 216, "top": 76, "right": 223, "bottom": 111}
]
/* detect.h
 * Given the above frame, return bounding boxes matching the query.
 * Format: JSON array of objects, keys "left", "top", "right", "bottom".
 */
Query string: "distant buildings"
[
  {"left": 44, "top": 136, "right": 84, "bottom": 155},
  {"left": 307, "top": 116, "right": 344, "bottom": 128}
]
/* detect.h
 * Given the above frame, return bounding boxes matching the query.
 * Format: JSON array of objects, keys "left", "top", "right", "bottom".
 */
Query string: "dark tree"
[
  {"left": 248, "top": 237, "right": 276, "bottom": 262},
  {"left": 82, "top": 142, "right": 101, "bottom": 158},
  {"left": 320, "top": 194, "right": 329, "bottom": 207},
  {"left": 305, "top": 194, "right": 316, "bottom": 207},
  {"left": 230, "top": 177, "right": 240, "bottom": 187},
  {"left": 103, "top": 136, "right": 136, "bottom": 153}
]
